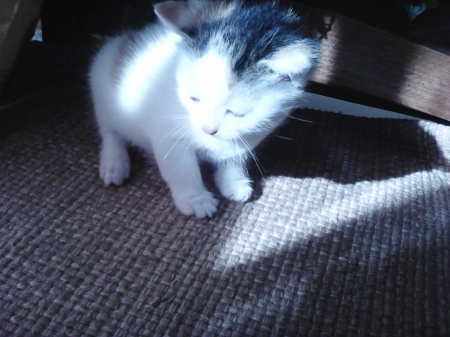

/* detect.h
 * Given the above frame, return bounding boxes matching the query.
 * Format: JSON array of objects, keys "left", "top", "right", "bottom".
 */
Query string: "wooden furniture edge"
[{"left": 292, "top": 4, "right": 450, "bottom": 121}]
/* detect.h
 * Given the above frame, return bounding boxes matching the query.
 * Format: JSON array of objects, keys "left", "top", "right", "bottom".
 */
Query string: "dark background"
[{"left": 39, "top": 0, "right": 448, "bottom": 47}]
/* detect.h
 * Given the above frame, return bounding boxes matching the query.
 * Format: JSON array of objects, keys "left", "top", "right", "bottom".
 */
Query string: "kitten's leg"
[
  {"left": 99, "top": 131, "right": 130, "bottom": 185},
  {"left": 215, "top": 161, "right": 253, "bottom": 202},
  {"left": 153, "top": 145, "right": 218, "bottom": 218}
]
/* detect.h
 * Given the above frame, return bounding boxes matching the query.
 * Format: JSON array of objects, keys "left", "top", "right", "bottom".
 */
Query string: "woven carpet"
[{"left": 1, "top": 43, "right": 450, "bottom": 336}]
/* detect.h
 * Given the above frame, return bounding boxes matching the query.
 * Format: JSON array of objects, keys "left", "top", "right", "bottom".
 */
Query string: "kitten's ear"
[
  {"left": 261, "top": 41, "right": 320, "bottom": 87},
  {"left": 154, "top": 1, "right": 237, "bottom": 34},
  {"left": 154, "top": 1, "right": 195, "bottom": 31}
]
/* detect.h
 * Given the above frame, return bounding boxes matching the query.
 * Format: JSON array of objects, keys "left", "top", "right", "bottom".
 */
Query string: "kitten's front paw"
[
  {"left": 174, "top": 191, "right": 219, "bottom": 218},
  {"left": 99, "top": 151, "right": 130, "bottom": 186},
  {"left": 220, "top": 179, "right": 253, "bottom": 202}
]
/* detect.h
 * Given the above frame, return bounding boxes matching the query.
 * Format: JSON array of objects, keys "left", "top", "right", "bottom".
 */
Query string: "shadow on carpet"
[{"left": 1, "top": 83, "right": 449, "bottom": 336}]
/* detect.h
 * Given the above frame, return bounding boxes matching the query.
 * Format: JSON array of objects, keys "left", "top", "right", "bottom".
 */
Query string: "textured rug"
[{"left": 1, "top": 43, "right": 450, "bottom": 337}]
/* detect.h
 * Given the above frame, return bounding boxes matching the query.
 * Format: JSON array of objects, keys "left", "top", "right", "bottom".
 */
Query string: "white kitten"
[{"left": 89, "top": 0, "right": 320, "bottom": 218}]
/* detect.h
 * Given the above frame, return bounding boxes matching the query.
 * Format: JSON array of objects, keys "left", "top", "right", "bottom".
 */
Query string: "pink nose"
[{"left": 201, "top": 125, "right": 218, "bottom": 135}]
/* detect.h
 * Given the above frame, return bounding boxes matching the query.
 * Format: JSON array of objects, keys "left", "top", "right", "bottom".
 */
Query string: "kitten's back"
[{"left": 90, "top": 24, "right": 182, "bottom": 119}]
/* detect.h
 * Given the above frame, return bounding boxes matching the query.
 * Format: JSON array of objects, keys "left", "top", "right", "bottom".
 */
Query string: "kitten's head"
[{"left": 155, "top": 0, "right": 320, "bottom": 144}]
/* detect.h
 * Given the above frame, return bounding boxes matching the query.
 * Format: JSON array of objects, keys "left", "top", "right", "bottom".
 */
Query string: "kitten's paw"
[
  {"left": 220, "top": 179, "right": 253, "bottom": 202},
  {"left": 99, "top": 152, "right": 130, "bottom": 186},
  {"left": 174, "top": 191, "right": 219, "bottom": 218}
]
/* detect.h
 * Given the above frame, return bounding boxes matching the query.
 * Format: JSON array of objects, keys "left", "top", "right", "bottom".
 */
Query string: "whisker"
[
  {"left": 157, "top": 115, "right": 190, "bottom": 119},
  {"left": 236, "top": 142, "right": 249, "bottom": 177},
  {"left": 288, "top": 116, "right": 315, "bottom": 123},
  {"left": 0, "top": 95, "right": 36, "bottom": 111},
  {"left": 182, "top": 129, "right": 194, "bottom": 153},
  {"left": 164, "top": 116, "right": 191, "bottom": 121},
  {"left": 275, "top": 135, "right": 293, "bottom": 141},
  {"left": 163, "top": 128, "right": 191, "bottom": 161},
  {"left": 158, "top": 122, "right": 190, "bottom": 145},
  {"left": 185, "top": 130, "right": 195, "bottom": 151},
  {"left": 239, "top": 136, "right": 265, "bottom": 179},
  {"left": 232, "top": 138, "right": 245, "bottom": 170}
]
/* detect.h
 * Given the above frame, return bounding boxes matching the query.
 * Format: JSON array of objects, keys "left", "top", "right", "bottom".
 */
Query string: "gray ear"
[
  {"left": 260, "top": 41, "right": 320, "bottom": 87},
  {"left": 154, "top": 0, "right": 237, "bottom": 32},
  {"left": 154, "top": 1, "right": 196, "bottom": 31}
]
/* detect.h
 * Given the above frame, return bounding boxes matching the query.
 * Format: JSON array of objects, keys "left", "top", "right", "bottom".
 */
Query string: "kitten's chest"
[{"left": 195, "top": 137, "right": 251, "bottom": 163}]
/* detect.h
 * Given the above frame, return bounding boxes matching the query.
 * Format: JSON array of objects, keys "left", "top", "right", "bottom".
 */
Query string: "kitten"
[{"left": 89, "top": 0, "right": 320, "bottom": 218}]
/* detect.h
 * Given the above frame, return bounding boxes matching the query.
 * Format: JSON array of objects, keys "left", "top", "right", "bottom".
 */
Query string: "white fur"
[{"left": 90, "top": 16, "right": 314, "bottom": 218}]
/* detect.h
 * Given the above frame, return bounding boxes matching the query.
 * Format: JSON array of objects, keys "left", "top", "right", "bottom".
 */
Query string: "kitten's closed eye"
[
  {"left": 190, "top": 97, "right": 200, "bottom": 102},
  {"left": 268, "top": 69, "right": 292, "bottom": 83},
  {"left": 226, "top": 109, "right": 244, "bottom": 118}
]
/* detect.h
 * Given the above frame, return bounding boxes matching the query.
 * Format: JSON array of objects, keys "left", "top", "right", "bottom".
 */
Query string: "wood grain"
[{"left": 293, "top": 5, "right": 450, "bottom": 120}]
